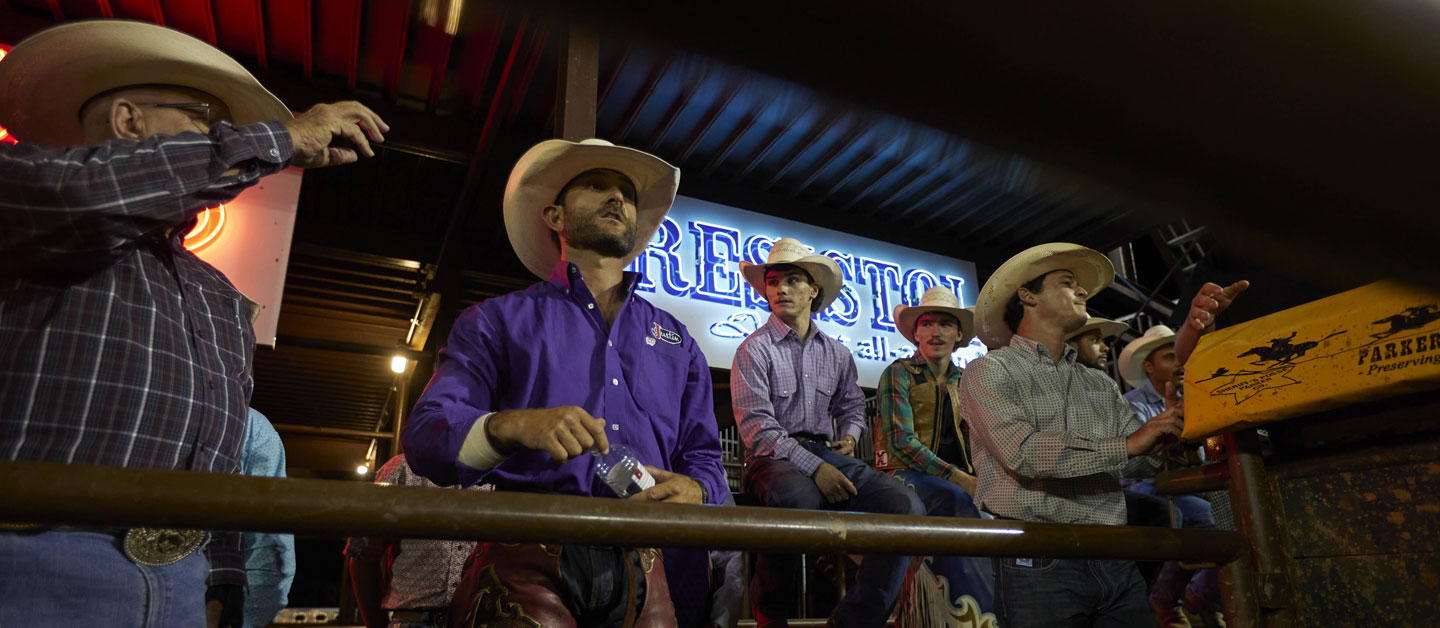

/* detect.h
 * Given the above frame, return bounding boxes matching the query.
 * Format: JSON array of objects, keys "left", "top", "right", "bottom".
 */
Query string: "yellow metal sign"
[{"left": 1183, "top": 280, "right": 1440, "bottom": 439}]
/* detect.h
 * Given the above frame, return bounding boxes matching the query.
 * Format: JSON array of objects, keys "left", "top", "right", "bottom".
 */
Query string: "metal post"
[
  {"left": 555, "top": 20, "right": 598, "bottom": 141},
  {"left": 1224, "top": 429, "right": 1296, "bottom": 627},
  {"left": 389, "top": 368, "right": 410, "bottom": 461}
]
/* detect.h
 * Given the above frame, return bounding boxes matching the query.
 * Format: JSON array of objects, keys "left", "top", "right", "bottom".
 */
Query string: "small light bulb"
[
  {"left": 356, "top": 464, "right": 369, "bottom": 475},
  {"left": 390, "top": 356, "right": 407, "bottom": 373}
]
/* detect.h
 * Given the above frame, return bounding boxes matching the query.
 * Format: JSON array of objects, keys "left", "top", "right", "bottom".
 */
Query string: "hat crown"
[
  {"left": 1142, "top": 325, "right": 1176, "bottom": 340},
  {"left": 916, "top": 286, "right": 961, "bottom": 309},
  {"left": 765, "top": 238, "right": 816, "bottom": 264}
]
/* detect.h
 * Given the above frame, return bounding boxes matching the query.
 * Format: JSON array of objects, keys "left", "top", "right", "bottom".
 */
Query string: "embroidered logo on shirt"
[{"left": 650, "top": 323, "right": 682, "bottom": 345}]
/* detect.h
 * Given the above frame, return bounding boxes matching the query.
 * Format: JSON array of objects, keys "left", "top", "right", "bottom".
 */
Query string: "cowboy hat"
[
  {"left": 894, "top": 287, "right": 976, "bottom": 350},
  {"left": 1065, "top": 317, "right": 1129, "bottom": 342},
  {"left": 974, "top": 242, "right": 1114, "bottom": 348},
  {"left": 1117, "top": 325, "right": 1177, "bottom": 388},
  {"left": 0, "top": 20, "right": 292, "bottom": 147},
  {"left": 503, "top": 138, "right": 679, "bottom": 278},
  {"left": 739, "top": 238, "right": 843, "bottom": 313}
]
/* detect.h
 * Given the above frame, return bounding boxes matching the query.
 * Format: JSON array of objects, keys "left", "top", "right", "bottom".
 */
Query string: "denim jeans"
[
  {"left": 1126, "top": 478, "right": 1218, "bottom": 609},
  {"left": 744, "top": 442, "right": 925, "bottom": 628},
  {"left": 892, "top": 470, "right": 995, "bottom": 615},
  {"left": 0, "top": 529, "right": 208, "bottom": 628},
  {"left": 993, "top": 557, "right": 1155, "bottom": 627}
]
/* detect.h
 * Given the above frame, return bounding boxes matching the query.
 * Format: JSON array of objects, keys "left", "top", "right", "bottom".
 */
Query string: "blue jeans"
[
  {"left": 993, "top": 557, "right": 1155, "bottom": 627},
  {"left": 891, "top": 470, "right": 995, "bottom": 615},
  {"left": 0, "top": 530, "right": 208, "bottom": 627},
  {"left": 744, "top": 443, "right": 925, "bottom": 628},
  {"left": 1126, "top": 479, "right": 1218, "bottom": 609}
]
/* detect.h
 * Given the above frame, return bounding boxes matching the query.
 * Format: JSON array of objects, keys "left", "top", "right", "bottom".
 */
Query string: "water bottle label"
[{"left": 633, "top": 464, "right": 655, "bottom": 491}]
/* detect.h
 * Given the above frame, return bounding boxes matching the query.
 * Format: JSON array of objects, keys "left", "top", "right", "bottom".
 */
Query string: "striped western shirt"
[
  {"left": 960, "top": 334, "right": 1162, "bottom": 525},
  {"left": 732, "top": 314, "right": 867, "bottom": 476}
]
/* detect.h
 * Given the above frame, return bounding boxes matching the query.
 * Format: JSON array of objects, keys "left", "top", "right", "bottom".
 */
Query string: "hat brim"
[
  {"left": 1065, "top": 319, "right": 1129, "bottom": 342},
  {"left": 503, "top": 140, "right": 680, "bottom": 279},
  {"left": 1117, "top": 333, "right": 1177, "bottom": 388},
  {"left": 975, "top": 243, "right": 1114, "bottom": 348},
  {"left": 0, "top": 20, "right": 292, "bottom": 147},
  {"left": 894, "top": 305, "right": 976, "bottom": 349},
  {"left": 739, "top": 256, "right": 843, "bottom": 314}
]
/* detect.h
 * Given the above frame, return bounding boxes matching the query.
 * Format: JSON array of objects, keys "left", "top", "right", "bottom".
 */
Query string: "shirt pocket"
[
  {"left": 768, "top": 362, "right": 797, "bottom": 402},
  {"left": 633, "top": 348, "right": 685, "bottom": 419}
]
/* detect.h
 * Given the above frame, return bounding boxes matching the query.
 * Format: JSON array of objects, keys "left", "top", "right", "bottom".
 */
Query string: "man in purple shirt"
[
  {"left": 732, "top": 238, "right": 924, "bottom": 628},
  {"left": 402, "top": 138, "right": 726, "bottom": 628}
]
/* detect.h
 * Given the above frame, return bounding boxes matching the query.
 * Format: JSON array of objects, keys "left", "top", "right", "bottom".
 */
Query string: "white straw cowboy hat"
[
  {"left": 1065, "top": 316, "right": 1129, "bottom": 342},
  {"left": 0, "top": 20, "right": 292, "bottom": 147},
  {"left": 894, "top": 287, "right": 976, "bottom": 349},
  {"left": 739, "top": 238, "right": 843, "bottom": 313},
  {"left": 1117, "top": 325, "right": 1177, "bottom": 388},
  {"left": 975, "top": 242, "right": 1114, "bottom": 348},
  {"left": 503, "top": 138, "right": 679, "bottom": 278}
]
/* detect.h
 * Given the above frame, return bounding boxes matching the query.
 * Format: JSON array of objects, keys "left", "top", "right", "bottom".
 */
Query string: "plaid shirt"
[
  {"left": 0, "top": 121, "right": 294, "bottom": 584},
  {"left": 875, "top": 355, "right": 965, "bottom": 479},
  {"left": 345, "top": 455, "right": 488, "bottom": 611},
  {"left": 732, "top": 314, "right": 867, "bottom": 476},
  {"left": 959, "top": 334, "right": 1162, "bottom": 525}
]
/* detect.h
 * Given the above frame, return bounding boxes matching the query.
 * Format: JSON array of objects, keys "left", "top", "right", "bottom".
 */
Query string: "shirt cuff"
[
  {"left": 792, "top": 446, "right": 825, "bottom": 477},
  {"left": 457, "top": 413, "right": 511, "bottom": 470},
  {"left": 1100, "top": 436, "right": 1131, "bottom": 469},
  {"left": 838, "top": 424, "right": 865, "bottom": 445}
]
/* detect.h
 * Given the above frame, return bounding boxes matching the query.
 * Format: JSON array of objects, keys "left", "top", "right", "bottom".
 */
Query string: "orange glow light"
[
  {"left": 0, "top": 45, "right": 13, "bottom": 145},
  {"left": 183, "top": 205, "right": 226, "bottom": 251}
]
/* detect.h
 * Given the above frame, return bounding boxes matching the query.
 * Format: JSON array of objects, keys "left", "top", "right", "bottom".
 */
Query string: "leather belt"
[
  {"left": 1, "top": 523, "right": 206, "bottom": 567},
  {"left": 391, "top": 609, "right": 449, "bottom": 626}
]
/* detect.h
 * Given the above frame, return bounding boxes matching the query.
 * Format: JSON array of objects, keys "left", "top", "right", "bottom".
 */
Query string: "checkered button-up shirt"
[
  {"left": 959, "top": 334, "right": 1162, "bottom": 525},
  {"left": 0, "top": 123, "right": 293, "bottom": 585},
  {"left": 732, "top": 314, "right": 867, "bottom": 476}
]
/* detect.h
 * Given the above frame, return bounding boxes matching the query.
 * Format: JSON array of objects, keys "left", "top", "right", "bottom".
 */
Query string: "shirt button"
[
  {"left": 588, "top": 303, "right": 595, "bottom": 310},
  {"left": 611, "top": 424, "right": 620, "bottom": 431},
  {"left": 268, "top": 148, "right": 279, "bottom": 157},
  {"left": 612, "top": 378, "right": 619, "bottom": 386},
  {"left": 608, "top": 340, "right": 613, "bottom": 347}
]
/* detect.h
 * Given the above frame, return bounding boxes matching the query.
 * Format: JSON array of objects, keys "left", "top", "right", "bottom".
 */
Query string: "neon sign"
[
  {"left": 183, "top": 204, "right": 226, "bottom": 251},
  {"left": 628, "top": 195, "right": 985, "bottom": 386}
]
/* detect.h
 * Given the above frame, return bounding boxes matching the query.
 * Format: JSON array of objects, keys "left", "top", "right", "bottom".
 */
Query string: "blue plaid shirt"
[
  {"left": 0, "top": 121, "right": 294, "bottom": 585},
  {"left": 731, "top": 314, "right": 868, "bottom": 476}
]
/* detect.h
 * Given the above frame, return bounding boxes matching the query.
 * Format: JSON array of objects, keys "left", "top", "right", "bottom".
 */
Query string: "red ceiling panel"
[
  {"left": 212, "top": 0, "right": 264, "bottom": 66},
  {"left": 56, "top": 0, "right": 112, "bottom": 19},
  {"left": 264, "top": 0, "right": 311, "bottom": 75},
  {"left": 407, "top": 24, "right": 450, "bottom": 110},
  {"left": 449, "top": 5, "right": 504, "bottom": 115},
  {"left": 359, "top": 0, "right": 409, "bottom": 99},
  {"left": 107, "top": 0, "right": 162, "bottom": 23},
  {"left": 158, "top": 0, "right": 216, "bottom": 45},
  {"left": 314, "top": 0, "right": 361, "bottom": 87}
]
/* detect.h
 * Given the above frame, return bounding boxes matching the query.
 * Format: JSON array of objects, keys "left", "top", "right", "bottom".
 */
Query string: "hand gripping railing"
[{"left": 0, "top": 461, "right": 1259, "bottom": 624}]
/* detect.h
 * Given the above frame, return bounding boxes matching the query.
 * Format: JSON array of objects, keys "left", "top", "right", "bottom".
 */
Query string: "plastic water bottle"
[{"left": 593, "top": 443, "right": 655, "bottom": 498}]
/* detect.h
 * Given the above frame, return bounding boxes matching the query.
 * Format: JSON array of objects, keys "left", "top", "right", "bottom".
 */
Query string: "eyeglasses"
[{"left": 146, "top": 102, "right": 217, "bottom": 126}]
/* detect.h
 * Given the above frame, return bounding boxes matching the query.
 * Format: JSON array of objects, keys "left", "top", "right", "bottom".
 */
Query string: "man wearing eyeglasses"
[{"left": 0, "top": 20, "right": 385, "bottom": 628}]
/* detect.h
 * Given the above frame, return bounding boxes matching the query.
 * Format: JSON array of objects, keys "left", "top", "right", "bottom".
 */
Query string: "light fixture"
[
  {"left": 390, "top": 356, "right": 407, "bottom": 373},
  {"left": 356, "top": 464, "right": 370, "bottom": 475}
]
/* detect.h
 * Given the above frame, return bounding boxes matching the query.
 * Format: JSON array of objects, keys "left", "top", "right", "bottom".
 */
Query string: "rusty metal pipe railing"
[
  {"left": 0, "top": 461, "right": 1249, "bottom": 563},
  {"left": 1153, "top": 462, "right": 1230, "bottom": 496}
]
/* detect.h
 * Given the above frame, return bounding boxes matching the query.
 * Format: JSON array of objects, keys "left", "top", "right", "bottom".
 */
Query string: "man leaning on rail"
[
  {"left": 401, "top": 138, "right": 727, "bottom": 628},
  {"left": 0, "top": 20, "right": 384, "bottom": 628},
  {"left": 959, "top": 242, "right": 1246, "bottom": 627}
]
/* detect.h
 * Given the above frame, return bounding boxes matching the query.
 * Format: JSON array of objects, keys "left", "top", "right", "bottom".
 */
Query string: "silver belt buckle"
[{"left": 123, "top": 527, "right": 206, "bottom": 566}]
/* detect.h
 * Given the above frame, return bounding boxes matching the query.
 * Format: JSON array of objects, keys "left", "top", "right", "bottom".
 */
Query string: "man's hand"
[
  {"left": 1126, "top": 382, "right": 1184, "bottom": 457},
  {"left": 630, "top": 466, "right": 704, "bottom": 504},
  {"left": 486, "top": 406, "right": 609, "bottom": 463},
  {"left": 829, "top": 435, "right": 856, "bottom": 457},
  {"left": 283, "top": 101, "right": 389, "bottom": 168},
  {"left": 1174, "top": 280, "right": 1250, "bottom": 364},
  {"left": 947, "top": 468, "right": 978, "bottom": 496},
  {"left": 812, "top": 462, "right": 858, "bottom": 504}
]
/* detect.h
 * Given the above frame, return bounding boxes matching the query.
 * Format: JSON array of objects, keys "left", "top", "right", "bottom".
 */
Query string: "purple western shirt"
[
  {"left": 402, "top": 261, "right": 726, "bottom": 504},
  {"left": 731, "top": 314, "right": 868, "bottom": 476}
]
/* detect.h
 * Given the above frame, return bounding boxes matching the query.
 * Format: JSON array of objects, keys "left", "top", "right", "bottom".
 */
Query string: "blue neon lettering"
[
  {"left": 859, "top": 257, "right": 902, "bottom": 332},
  {"left": 901, "top": 268, "right": 941, "bottom": 307},
  {"left": 690, "top": 221, "right": 744, "bottom": 306},
  {"left": 943, "top": 275, "right": 968, "bottom": 307},
  {"left": 742, "top": 234, "right": 776, "bottom": 311},
  {"left": 630, "top": 217, "right": 693, "bottom": 296}
]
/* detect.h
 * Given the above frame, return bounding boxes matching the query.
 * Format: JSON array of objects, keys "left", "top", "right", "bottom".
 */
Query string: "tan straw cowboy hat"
[
  {"left": 894, "top": 287, "right": 976, "bottom": 349},
  {"left": 1117, "top": 325, "right": 1177, "bottom": 388},
  {"left": 1065, "top": 317, "right": 1129, "bottom": 342},
  {"left": 503, "top": 138, "right": 679, "bottom": 278},
  {"left": 974, "top": 242, "right": 1114, "bottom": 348},
  {"left": 0, "top": 20, "right": 292, "bottom": 147},
  {"left": 739, "top": 237, "right": 843, "bottom": 313}
]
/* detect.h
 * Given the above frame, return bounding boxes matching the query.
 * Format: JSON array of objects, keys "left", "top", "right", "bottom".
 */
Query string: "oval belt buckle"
[{"left": 123, "top": 527, "right": 206, "bottom": 567}]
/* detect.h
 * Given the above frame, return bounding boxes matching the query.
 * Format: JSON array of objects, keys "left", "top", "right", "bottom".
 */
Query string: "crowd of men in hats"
[{"left": 0, "top": 18, "right": 1250, "bottom": 628}]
